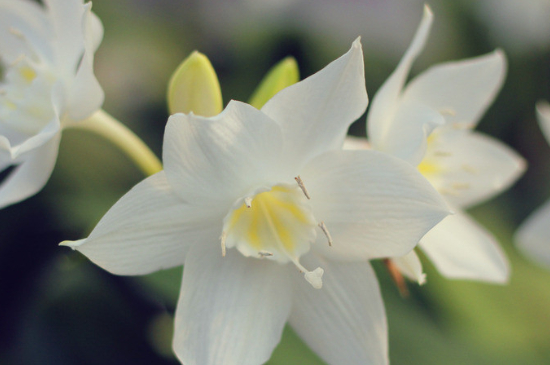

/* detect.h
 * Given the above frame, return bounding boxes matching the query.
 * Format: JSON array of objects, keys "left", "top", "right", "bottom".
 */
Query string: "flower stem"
[{"left": 72, "top": 109, "right": 162, "bottom": 176}]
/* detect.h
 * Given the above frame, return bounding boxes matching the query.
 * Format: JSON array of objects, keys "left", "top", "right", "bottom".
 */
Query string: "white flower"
[
  {"left": 63, "top": 40, "right": 450, "bottom": 365},
  {"left": 0, "top": 0, "right": 104, "bottom": 208},
  {"left": 362, "top": 6, "right": 526, "bottom": 284},
  {"left": 515, "top": 101, "right": 550, "bottom": 268}
]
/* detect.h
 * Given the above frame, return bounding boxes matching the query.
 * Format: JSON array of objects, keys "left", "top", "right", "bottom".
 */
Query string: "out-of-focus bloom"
[
  {"left": 63, "top": 40, "right": 450, "bottom": 365},
  {"left": 0, "top": 0, "right": 104, "bottom": 208},
  {"left": 515, "top": 102, "right": 550, "bottom": 268},
  {"left": 358, "top": 6, "right": 526, "bottom": 284}
]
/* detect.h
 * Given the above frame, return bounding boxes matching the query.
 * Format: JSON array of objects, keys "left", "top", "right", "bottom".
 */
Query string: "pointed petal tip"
[
  {"left": 59, "top": 239, "right": 85, "bottom": 250},
  {"left": 423, "top": 4, "right": 433, "bottom": 17}
]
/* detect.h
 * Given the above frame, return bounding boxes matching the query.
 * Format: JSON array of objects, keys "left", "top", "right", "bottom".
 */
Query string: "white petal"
[
  {"left": 392, "top": 251, "right": 426, "bottom": 285},
  {"left": 401, "top": 50, "right": 507, "bottom": 128},
  {"left": 261, "top": 38, "right": 368, "bottom": 171},
  {"left": 420, "top": 211, "right": 509, "bottom": 283},
  {"left": 427, "top": 130, "right": 525, "bottom": 209},
  {"left": 289, "top": 254, "right": 388, "bottom": 365},
  {"left": 66, "top": 3, "right": 104, "bottom": 122},
  {"left": 0, "top": 132, "right": 60, "bottom": 209},
  {"left": 375, "top": 102, "right": 445, "bottom": 165},
  {"left": 173, "top": 245, "right": 292, "bottom": 365},
  {"left": 536, "top": 100, "right": 550, "bottom": 145},
  {"left": 63, "top": 171, "right": 215, "bottom": 275},
  {"left": 0, "top": 0, "right": 53, "bottom": 62},
  {"left": 368, "top": 5, "right": 433, "bottom": 153},
  {"left": 44, "top": 0, "right": 86, "bottom": 72},
  {"left": 343, "top": 136, "right": 371, "bottom": 150},
  {"left": 163, "top": 100, "right": 283, "bottom": 210},
  {"left": 301, "top": 149, "right": 450, "bottom": 260},
  {"left": 516, "top": 200, "right": 550, "bottom": 268}
]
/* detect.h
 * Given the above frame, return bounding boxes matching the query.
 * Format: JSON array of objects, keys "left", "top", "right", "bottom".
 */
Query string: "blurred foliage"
[{"left": 2, "top": 0, "right": 550, "bottom": 364}]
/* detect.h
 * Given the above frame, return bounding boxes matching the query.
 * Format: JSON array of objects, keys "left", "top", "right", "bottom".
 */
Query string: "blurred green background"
[{"left": 2, "top": 0, "right": 550, "bottom": 364}]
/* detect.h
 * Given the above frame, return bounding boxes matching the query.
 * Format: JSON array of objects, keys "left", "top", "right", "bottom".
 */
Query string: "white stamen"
[
  {"left": 439, "top": 188, "right": 459, "bottom": 196},
  {"left": 220, "top": 231, "right": 227, "bottom": 256},
  {"left": 289, "top": 256, "right": 324, "bottom": 289},
  {"left": 258, "top": 251, "right": 273, "bottom": 258},
  {"left": 304, "top": 268, "right": 324, "bottom": 289},
  {"left": 318, "top": 221, "right": 333, "bottom": 246},
  {"left": 295, "top": 176, "right": 311, "bottom": 199},
  {"left": 9, "top": 27, "right": 24, "bottom": 39},
  {"left": 452, "top": 182, "right": 470, "bottom": 190},
  {"left": 244, "top": 197, "right": 253, "bottom": 208},
  {"left": 461, "top": 164, "right": 477, "bottom": 174},
  {"left": 438, "top": 108, "right": 456, "bottom": 116}
]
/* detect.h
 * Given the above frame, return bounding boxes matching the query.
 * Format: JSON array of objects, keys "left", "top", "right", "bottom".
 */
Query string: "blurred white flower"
[
  {"left": 362, "top": 6, "right": 526, "bottom": 284},
  {"left": 64, "top": 40, "right": 450, "bottom": 365},
  {"left": 515, "top": 101, "right": 550, "bottom": 268},
  {"left": 0, "top": 0, "right": 104, "bottom": 208}
]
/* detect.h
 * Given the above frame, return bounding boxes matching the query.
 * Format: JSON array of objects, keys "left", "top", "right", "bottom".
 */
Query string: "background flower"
[{"left": 0, "top": 0, "right": 104, "bottom": 208}]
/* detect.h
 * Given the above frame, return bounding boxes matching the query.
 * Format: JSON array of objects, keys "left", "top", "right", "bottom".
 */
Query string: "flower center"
[
  {"left": 221, "top": 181, "right": 326, "bottom": 288},
  {"left": 0, "top": 57, "right": 56, "bottom": 136}
]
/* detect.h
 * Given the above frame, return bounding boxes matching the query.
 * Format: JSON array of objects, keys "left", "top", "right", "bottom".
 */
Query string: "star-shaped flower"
[
  {"left": 63, "top": 40, "right": 449, "bottom": 365},
  {"left": 515, "top": 101, "right": 550, "bottom": 268},
  {"left": 0, "top": 0, "right": 104, "bottom": 208},
  {"left": 357, "top": 6, "right": 525, "bottom": 284}
]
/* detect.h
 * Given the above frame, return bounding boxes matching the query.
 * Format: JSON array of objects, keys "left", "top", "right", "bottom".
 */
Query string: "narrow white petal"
[
  {"left": 301, "top": 149, "right": 450, "bottom": 260},
  {"left": 420, "top": 211, "right": 509, "bottom": 283},
  {"left": 163, "top": 100, "right": 283, "bottom": 209},
  {"left": 516, "top": 200, "right": 550, "bottom": 268},
  {"left": 427, "top": 130, "right": 525, "bottom": 209},
  {"left": 392, "top": 251, "right": 426, "bottom": 285},
  {"left": 401, "top": 50, "right": 507, "bottom": 128},
  {"left": 536, "top": 100, "right": 550, "bottom": 145},
  {"left": 173, "top": 245, "right": 292, "bottom": 365},
  {"left": 261, "top": 38, "right": 368, "bottom": 170},
  {"left": 66, "top": 3, "right": 104, "bottom": 122},
  {"left": 289, "top": 254, "right": 388, "bottom": 365},
  {"left": 64, "top": 172, "right": 216, "bottom": 275},
  {"left": 368, "top": 5, "right": 433, "bottom": 152},
  {"left": 43, "top": 0, "right": 86, "bottom": 72},
  {"left": 0, "top": 132, "right": 60, "bottom": 209}
]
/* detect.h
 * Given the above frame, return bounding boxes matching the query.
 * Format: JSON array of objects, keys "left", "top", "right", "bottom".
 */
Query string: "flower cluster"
[{"left": 2, "top": 2, "right": 546, "bottom": 365}]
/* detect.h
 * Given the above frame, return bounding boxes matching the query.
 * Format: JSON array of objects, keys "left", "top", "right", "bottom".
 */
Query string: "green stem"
[{"left": 71, "top": 109, "right": 163, "bottom": 176}]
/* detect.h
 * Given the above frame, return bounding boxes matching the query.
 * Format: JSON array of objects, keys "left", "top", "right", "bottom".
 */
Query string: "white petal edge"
[
  {"left": 0, "top": 132, "right": 60, "bottom": 209},
  {"left": 427, "top": 130, "right": 526, "bottom": 209},
  {"left": 66, "top": 2, "right": 104, "bottom": 122},
  {"left": 62, "top": 171, "right": 217, "bottom": 275},
  {"left": 536, "top": 100, "right": 550, "bottom": 145},
  {"left": 516, "top": 199, "right": 550, "bottom": 268},
  {"left": 367, "top": 5, "right": 433, "bottom": 152},
  {"left": 420, "top": 211, "right": 510, "bottom": 283},
  {"left": 173, "top": 244, "right": 292, "bottom": 365},
  {"left": 261, "top": 37, "right": 368, "bottom": 171},
  {"left": 301, "top": 149, "right": 450, "bottom": 260},
  {"left": 401, "top": 50, "right": 507, "bottom": 129},
  {"left": 289, "top": 254, "right": 388, "bottom": 365},
  {"left": 392, "top": 250, "right": 426, "bottom": 285},
  {"left": 163, "top": 100, "right": 283, "bottom": 209}
]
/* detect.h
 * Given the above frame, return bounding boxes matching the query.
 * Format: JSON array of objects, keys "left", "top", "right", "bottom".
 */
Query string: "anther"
[
  {"left": 295, "top": 176, "right": 311, "bottom": 199},
  {"left": 9, "top": 27, "right": 25, "bottom": 39},
  {"left": 433, "top": 151, "right": 451, "bottom": 157},
  {"left": 258, "top": 251, "right": 273, "bottom": 258},
  {"left": 244, "top": 197, "right": 253, "bottom": 208},
  {"left": 318, "top": 221, "right": 333, "bottom": 246},
  {"left": 220, "top": 231, "right": 227, "bottom": 257},
  {"left": 452, "top": 182, "right": 470, "bottom": 190},
  {"left": 461, "top": 164, "right": 477, "bottom": 174}
]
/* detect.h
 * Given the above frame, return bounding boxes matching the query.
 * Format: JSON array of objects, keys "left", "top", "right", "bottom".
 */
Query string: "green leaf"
[
  {"left": 249, "top": 57, "right": 299, "bottom": 109},
  {"left": 167, "top": 51, "right": 223, "bottom": 116}
]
